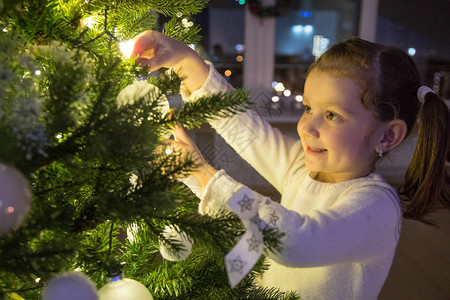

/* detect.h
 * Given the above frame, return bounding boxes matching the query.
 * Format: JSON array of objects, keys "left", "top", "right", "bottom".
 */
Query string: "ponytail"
[{"left": 400, "top": 92, "right": 450, "bottom": 221}]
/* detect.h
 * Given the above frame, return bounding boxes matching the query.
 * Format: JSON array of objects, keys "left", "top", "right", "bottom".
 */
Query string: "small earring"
[{"left": 378, "top": 149, "right": 383, "bottom": 158}]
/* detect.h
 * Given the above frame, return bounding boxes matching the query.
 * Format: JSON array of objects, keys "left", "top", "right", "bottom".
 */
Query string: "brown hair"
[{"left": 308, "top": 37, "right": 449, "bottom": 222}]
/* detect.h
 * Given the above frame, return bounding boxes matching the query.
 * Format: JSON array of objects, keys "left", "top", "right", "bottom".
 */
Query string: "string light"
[
  {"left": 283, "top": 89, "right": 291, "bottom": 97},
  {"left": 119, "top": 40, "right": 135, "bottom": 59},
  {"left": 236, "top": 55, "right": 243, "bottom": 62},
  {"left": 271, "top": 96, "right": 280, "bottom": 103},
  {"left": 224, "top": 70, "right": 232, "bottom": 77},
  {"left": 81, "top": 16, "right": 96, "bottom": 29},
  {"left": 274, "top": 82, "right": 285, "bottom": 92},
  {"left": 292, "top": 25, "right": 303, "bottom": 34},
  {"left": 294, "top": 95, "right": 303, "bottom": 110},
  {"left": 300, "top": 11, "right": 311, "bottom": 17},
  {"left": 182, "top": 18, "right": 193, "bottom": 28},
  {"left": 235, "top": 44, "right": 245, "bottom": 53},
  {"left": 304, "top": 25, "right": 313, "bottom": 34},
  {"left": 313, "top": 35, "right": 330, "bottom": 60}
]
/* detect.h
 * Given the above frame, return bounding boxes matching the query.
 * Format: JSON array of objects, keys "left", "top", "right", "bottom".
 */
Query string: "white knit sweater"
[{"left": 181, "top": 63, "right": 402, "bottom": 300}]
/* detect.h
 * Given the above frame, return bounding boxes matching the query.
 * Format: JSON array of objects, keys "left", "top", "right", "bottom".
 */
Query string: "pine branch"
[
  {"left": 175, "top": 89, "right": 253, "bottom": 129},
  {"left": 163, "top": 17, "right": 202, "bottom": 44},
  {"left": 107, "top": 0, "right": 208, "bottom": 17}
]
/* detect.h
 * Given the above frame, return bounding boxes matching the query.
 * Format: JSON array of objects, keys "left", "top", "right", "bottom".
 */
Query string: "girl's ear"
[{"left": 377, "top": 119, "right": 408, "bottom": 152}]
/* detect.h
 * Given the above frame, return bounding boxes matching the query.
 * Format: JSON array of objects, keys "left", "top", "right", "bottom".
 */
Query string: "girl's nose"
[{"left": 298, "top": 116, "right": 320, "bottom": 139}]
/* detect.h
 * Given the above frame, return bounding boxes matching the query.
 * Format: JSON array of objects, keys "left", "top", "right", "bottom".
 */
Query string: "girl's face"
[{"left": 297, "top": 70, "right": 384, "bottom": 183}]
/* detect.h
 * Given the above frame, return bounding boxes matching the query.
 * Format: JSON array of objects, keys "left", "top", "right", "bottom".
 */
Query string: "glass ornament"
[
  {"left": 159, "top": 225, "right": 193, "bottom": 261},
  {"left": 0, "top": 164, "right": 32, "bottom": 236},
  {"left": 42, "top": 272, "right": 98, "bottom": 300},
  {"left": 98, "top": 273, "right": 153, "bottom": 300}
]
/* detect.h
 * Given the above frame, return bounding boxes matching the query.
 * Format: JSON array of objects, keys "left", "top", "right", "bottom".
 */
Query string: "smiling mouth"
[{"left": 308, "top": 146, "right": 327, "bottom": 153}]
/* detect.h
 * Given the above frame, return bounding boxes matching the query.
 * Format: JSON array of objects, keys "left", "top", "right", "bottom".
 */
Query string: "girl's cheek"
[{"left": 297, "top": 117, "right": 305, "bottom": 136}]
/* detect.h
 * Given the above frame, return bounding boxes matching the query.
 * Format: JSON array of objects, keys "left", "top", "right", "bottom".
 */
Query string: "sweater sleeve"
[
  {"left": 181, "top": 62, "right": 301, "bottom": 193},
  {"left": 200, "top": 172, "right": 401, "bottom": 267}
]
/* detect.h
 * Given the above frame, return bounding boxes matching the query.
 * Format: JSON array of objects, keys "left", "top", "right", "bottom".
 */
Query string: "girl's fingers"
[
  {"left": 172, "top": 122, "right": 192, "bottom": 144},
  {"left": 130, "top": 30, "right": 160, "bottom": 58}
]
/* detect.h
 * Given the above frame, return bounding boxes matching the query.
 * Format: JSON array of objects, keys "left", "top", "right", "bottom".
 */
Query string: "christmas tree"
[{"left": 0, "top": 0, "right": 298, "bottom": 299}]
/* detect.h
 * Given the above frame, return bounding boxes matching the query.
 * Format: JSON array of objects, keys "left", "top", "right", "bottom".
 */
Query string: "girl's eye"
[
  {"left": 303, "top": 105, "right": 312, "bottom": 114},
  {"left": 325, "top": 111, "right": 340, "bottom": 121}
]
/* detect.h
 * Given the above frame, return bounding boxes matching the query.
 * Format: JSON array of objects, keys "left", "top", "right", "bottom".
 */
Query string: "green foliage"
[{"left": 0, "top": 0, "right": 295, "bottom": 299}]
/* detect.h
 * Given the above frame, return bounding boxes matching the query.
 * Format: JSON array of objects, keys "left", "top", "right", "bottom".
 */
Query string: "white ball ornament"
[
  {"left": 116, "top": 80, "right": 169, "bottom": 115},
  {"left": 42, "top": 272, "right": 98, "bottom": 300},
  {"left": 159, "top": 225, "right": 193, "bottom": 261},
  {"left": 98, "top": 273, "right": 153, "bottom": 300},
  {"left": 0, "top": 164, "right": 32, "bottom": 236}
]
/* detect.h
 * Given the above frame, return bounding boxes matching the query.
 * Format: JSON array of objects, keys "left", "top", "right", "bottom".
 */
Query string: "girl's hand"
[
  {"left": 164, "top": 123, "right": 217, "bottom": 190},
  {"left": 129, "top": 30, "right": 209, "bottom": 94}
]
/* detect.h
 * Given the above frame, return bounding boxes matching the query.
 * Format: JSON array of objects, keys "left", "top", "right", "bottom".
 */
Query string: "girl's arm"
[
  {"left": 184, "top": 62, "right": 302, "bottom": 194},
  {"left": 130, "top": 31, "right": 300, "bottom": 193}
]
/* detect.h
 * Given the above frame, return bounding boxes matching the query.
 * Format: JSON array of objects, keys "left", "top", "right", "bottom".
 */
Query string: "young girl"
[{"left": 129, "top": 31, "right": 449, "bottom": 299}]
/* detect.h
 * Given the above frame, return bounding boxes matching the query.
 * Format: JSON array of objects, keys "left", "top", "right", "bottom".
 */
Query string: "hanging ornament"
[
  {"left": 116, "top": 80, "right": 169, "bottom": 115},
  {"left": 98, "top": 272, "right": 153, "bottom": 300},
  {"left": 42, "top": 272, "right": 98, "bottom": 300},
  {"left": 116, "top": 80, "right": 172, "bottom": 138},
  {"left": 0, "top": 164, "right": 32, "bottom": 236},
  {"left": 159, "top": 225, "right": 193, "bottom": 261},
  {"left": 126, "top": 222, "right": 139, "bottom": 243}
]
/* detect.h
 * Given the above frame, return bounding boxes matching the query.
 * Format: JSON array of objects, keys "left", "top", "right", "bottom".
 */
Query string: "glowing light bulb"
[
  {"left": 182, "top": 18, "right": 193, "bottom": 28},
  {"left": 224, "top": 70, "right": 232, "bottom": 77},
  {"left": 300, "top": 11, "right": 311, "bottom": 17},
  {"left": 119, "top": 40, "right": 135, "bottom": 59},
  {"left": 271, "top": 96, "right": 280, "bottom": 103},
  {"left": 292, "top": 25, "right": 304, "bottom": 34},
  {"left": 274, "top": 82, "right": 285, "bottom": 92},
  {"left": 283, "top": 89, "right": 291, "bottom": 97},
  {"left": 81, "top": 16, "right": 96, "bottom": 29},
  {"left": 408, "top": 48, "right": 416, "bottom": 56},
  {"left": 304, "top": 25, "right": 313, "bottom": 34},
  {"left": 295, "top": 95, "right": 303, "bottom": 102},
  {"left": 235, "top": 44, "right": 245, "bottom": 53},
  {"left": 236, "top": 55, "right": 243, "bottom": 62}
]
